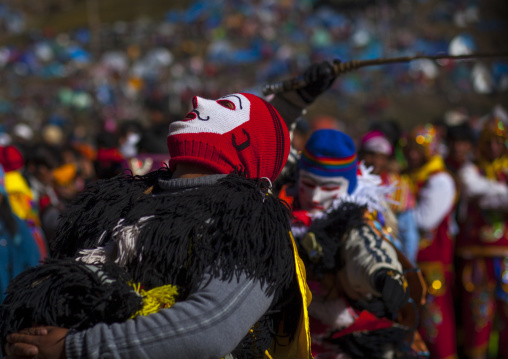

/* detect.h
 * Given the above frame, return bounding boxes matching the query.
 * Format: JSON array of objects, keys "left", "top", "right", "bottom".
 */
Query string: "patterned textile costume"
[
  {"left": 455, "top": 116, "right": 508, "bottom": 358},
  {"left": 2, "top": 93, "right": 312, "bottom": 359},
  {"left": 406, "top": 124, "right": 458, "bottom": 359},
  {"left": 290, "top": 129, "right": 426, "bottom": 359}
]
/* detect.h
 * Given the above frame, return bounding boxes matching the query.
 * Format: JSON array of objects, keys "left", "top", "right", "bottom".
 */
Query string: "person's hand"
[
  {"left": 297, "top": 61, "right": 337, "bottom": 103},
  {"left": 373, "top": 268, "right": 409, "bottom": 318},
  {"left": 5, "top": 326, "right": 68, "bottom": 359}
]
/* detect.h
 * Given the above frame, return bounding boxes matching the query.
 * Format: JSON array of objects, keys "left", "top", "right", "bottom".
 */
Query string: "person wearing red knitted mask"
[{"left": 3, "top": 92, "right": 313, "bottom": 359}]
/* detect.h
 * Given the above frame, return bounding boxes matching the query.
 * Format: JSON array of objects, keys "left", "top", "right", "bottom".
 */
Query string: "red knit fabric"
[{"left": 167, "top": 93, "right": 289, "bottom": 182}]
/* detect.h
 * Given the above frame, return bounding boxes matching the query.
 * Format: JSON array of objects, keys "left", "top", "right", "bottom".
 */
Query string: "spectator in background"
[
  {"left": 118, "top": 120, "right": 143, "bottom": 159},
  {"left": 117, "top": 120, "right": 171, "bottom": 177},
  {"left": 454, "top": 115, "right": 508, "bottom": 359},
  {"left": 23, "top": 144, "right": 62, "bottom": 246},
  {"left": 142, "top": 95, "right": 173, "bottom": 154},
  {"left": 0, "top": 145, "right": 49, "bottom": 259},
  {"left": 404, "top": 123, "right": 458, "bottom": 359},
  {"left": 94, "top": 132, "right": 124, "bottom": 180},
  {"left": 359, "top": 130, "right": 419, "bottom": 264},
  {"left": 0, "top": 163, "right": 42, "bottom": 302},
  {"left": 70, "top": 141, "right": 97, "bottom": 189},
  {"left": 445, "top": 123, "right": 476, "bottom": 173},
  {"left": 10, "top": 124, "right": 34, "bottom": 159},
  {"left": 431, "top": 118, "right": 449, "bottom": 159},
  {"left": 369, "top": 119, "right": 405, "bottom": 171}
]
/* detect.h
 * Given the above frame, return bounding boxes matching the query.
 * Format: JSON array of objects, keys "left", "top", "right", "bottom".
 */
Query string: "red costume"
[
  {"left": 455, "top": 116, "right": 508, "bottom": 358},
  {"left": 407, "top": 124, "right": 458, "bottom": 359}
]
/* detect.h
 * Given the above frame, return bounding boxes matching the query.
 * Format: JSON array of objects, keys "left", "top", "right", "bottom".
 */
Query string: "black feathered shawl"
[
  {"left": 53, "top": 170, "right": 294, "bottom": 295},
  {"left": 331, "top": 325, "right": 412, "bottom": 359},
  {"left": 51, "top": 169, "right": 300, "bottom": 358},
  {"left": 0, "top": 259, "right": 142, "bottom": 354},
  {"left": 302, "top": 201, "right": 367, "bottom": 278}
]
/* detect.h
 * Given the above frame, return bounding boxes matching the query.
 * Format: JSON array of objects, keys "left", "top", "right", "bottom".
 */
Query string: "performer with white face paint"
[
  {"left": 298, "top": 172, "right": 350, "bottom": 213},
  {"left": 289, "top": 129, "right": 425, "bottom": 359},
  {"left": 296, "top": 129, "right": 356, "bottom": 214}
]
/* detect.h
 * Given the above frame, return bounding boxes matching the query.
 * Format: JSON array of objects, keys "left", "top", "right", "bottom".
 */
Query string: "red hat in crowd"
[
  {"left": 167, "top": 93, "right": 290, "bottom": 182},
  {"left": 0, "top": 145, "right": 24, "bottom": 172}
]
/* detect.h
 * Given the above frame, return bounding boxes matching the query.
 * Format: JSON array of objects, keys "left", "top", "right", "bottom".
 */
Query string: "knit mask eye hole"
[{"left": 216, "top": 100, "right": 236, "bottom": 110}]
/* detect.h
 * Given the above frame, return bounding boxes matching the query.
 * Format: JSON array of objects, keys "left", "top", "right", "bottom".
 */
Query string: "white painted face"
[
  {"left": 298, "top": 169, "right": 349, "bottom": 214},
  {"left": 169, "top": 94, "right": 251, "bottom": 135}
]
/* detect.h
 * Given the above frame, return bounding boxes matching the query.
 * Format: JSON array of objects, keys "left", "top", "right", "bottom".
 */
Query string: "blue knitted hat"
[{"left": 299, "top": 129, "right": 358, "bottom": 194}]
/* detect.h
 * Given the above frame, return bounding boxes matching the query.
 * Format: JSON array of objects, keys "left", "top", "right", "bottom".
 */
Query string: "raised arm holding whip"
[{"left": 263, "top": 52, "right": 508, "bottom": 97}]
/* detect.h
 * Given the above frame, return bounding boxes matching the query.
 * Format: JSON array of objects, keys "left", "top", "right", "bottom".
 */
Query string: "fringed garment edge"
[{"left": 0, "top": 258, "right": 142, "bottom": 351}]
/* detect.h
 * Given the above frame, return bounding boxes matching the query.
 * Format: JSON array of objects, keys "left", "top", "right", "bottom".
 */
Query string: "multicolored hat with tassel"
[{"left": 299, "top": 129, "right": 357, "bottom": 194}]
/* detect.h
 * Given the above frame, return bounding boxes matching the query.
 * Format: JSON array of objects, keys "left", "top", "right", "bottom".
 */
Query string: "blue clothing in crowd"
[
  {"left": 0, "top": 215, "right": 41, "bottom": 302},
  {"left": 397, "top": 209, "right": 420, "bottom": 265}
]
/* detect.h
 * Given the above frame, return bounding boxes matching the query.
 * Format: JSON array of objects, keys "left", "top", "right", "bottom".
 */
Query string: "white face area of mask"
[
  {"left": 298, "top": 169, "right": 350, "bottom": 214},
  {"left": 169, "top": 94, "right": 251, "bottom": 135}
]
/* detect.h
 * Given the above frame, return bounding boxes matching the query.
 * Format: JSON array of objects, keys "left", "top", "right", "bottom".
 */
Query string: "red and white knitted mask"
[{"left": 167, "top": 93, "right": 290, "bottom": 182}]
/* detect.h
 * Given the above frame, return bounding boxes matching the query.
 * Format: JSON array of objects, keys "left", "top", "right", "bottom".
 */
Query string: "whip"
[{"left": 262, "top": 52, "right": 508, "bottom": 96}]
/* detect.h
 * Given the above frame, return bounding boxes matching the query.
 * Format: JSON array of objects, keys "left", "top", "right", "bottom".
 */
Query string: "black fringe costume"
[
  {"left": 0, "top": 259, "right": 143, "bottom": 355},
  {"left": 300, "top": 202, "right": 412, "bottom": 359},
  {"left": 48, "top": 168, "right": 301, "bottom": 359}
]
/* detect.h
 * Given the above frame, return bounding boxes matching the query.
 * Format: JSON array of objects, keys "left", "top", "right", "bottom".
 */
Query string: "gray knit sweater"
[{"left": 65, "top": 175, "right": 274, "bottom": 359}]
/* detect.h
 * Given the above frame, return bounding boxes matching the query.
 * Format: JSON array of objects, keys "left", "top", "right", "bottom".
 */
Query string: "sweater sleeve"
[
  {"left": 65, "top": 272, "right": 274, "bottom": 359},
  {"left": 342, "top": 225, "right": 403, "bottom": 297},
  {"left": 268, "top": 92, "right": 307, "bottom": 128},
  {"left": 459, "top": 162, "right": 508, "bottom": 210},
  {"left": 413, "top": 172, "right": 456, "bottom": 231}
]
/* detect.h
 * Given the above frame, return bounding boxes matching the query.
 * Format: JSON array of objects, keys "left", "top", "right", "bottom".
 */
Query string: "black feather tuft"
[
  {"left": 302, "top": 201, "right": 367, "bottom": 277},
  {"left": 0, "top": 258, "right": 142, "bottom": 351},
  {"left": 331, "top": 325, "right": 410, "bottom": 359}
]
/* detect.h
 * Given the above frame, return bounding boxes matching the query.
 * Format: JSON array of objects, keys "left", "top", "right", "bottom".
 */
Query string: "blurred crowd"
[{"left": 0, "top": 0, "right": 506, "bottom": 147}]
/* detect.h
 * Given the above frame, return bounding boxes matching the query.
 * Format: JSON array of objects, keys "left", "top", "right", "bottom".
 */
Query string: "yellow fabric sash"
[
  {"left": 408, "top": 155, "right": 447, "bottom": 192},
  {"left": 265, "top": 232, "right": 313, "bottom": 359},
  {"left": 477, "top": 155, "right": 508, "bottom": 180},
  {"left": 129, "top": 283, "right": 179, "bottom": 318},
  {"left": 409, "top": 155, "right": 447, "bottom": 184}
]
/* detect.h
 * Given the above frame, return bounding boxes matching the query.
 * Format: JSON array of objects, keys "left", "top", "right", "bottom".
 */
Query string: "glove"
[
  {"left": 373, "top": 268, "right": 409, "bottom": 318},
  {"left": 296, "top": 61, "right": 336, "bottom": 104}
]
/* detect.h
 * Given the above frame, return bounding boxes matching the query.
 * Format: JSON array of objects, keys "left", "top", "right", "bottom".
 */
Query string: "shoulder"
[{"left": 427, "top": 171, "right": 455, "bottom": 190}]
